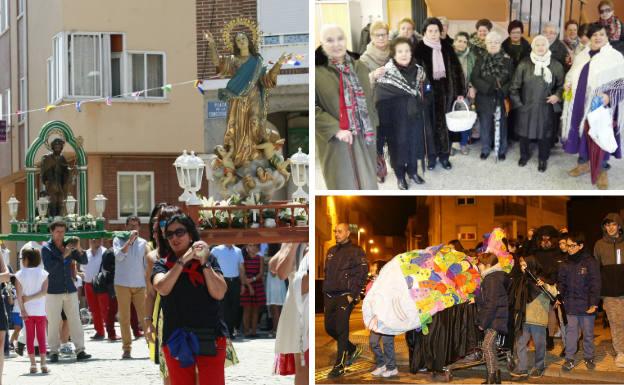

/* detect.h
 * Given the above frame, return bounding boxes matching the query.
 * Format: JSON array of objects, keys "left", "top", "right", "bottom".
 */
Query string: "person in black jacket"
[
  {"left": 323, "top": 223, "right": 369, "bottom": 378},
  {"left": 509, "top": 35, "right": 565, "bottom": 172},
  {"left": 476, "top": 252, "right": 510, "bottom": 384},
  {"left": 471, "top": 31, "right": 513, "bottom": 161},
  {"left": 543, "top": 23, "right": 568, "bottom": 69},
  {"left": 559, "top": 232, "right": 601, "bottom": 372},
  {"left": 375, "top": 37, "right": 430, "bottom": 189},
  {"left": 413, "top": 17, "right": 466, "bottom": 171}
]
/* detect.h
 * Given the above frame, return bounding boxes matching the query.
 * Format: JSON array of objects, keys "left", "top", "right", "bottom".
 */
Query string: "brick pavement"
[{"left": 3, "top": 325, "right": 293, "bottom": 385}]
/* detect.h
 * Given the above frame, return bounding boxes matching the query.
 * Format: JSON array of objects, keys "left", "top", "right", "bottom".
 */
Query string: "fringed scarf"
[
  {"left": 601, "top": 16, "right": 623, "bottom": 42},
  {"left": 470, "top": 34, "right": 487, "bottom": 52},
  {"left": 334, "top": 55, "right": 375, "bottom": 145},
  {"left": 563, "top": 36, "right": 580, "bottom": 54},
  {"left": 423, "top": 37, "right": 446, "bottom": 80},
  {"left": 376, "top": 59, "right": 426, "bottom": 99},
  {"left": 481, "top": 51, "right": 509, "bottom": 80},
  {"left": 562, "top": 44, "right": 624, "bottom": 184},
  {"left": 360, "top": 41, "right": 390, "bottom": 69}
]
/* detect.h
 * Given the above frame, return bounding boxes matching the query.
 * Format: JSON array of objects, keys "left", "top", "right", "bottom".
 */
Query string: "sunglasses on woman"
[
  {"left": 165, "top": 228, "right": 188, "bottom": 240},
  {"left": 159, "top": 220, "right": 167, "bottom": 229},
  {"left": 600, "top": 8, "right": 612, "bottom": 14}
]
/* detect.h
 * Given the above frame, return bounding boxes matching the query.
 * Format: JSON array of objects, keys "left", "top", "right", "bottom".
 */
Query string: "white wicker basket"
[{"left": 446, "top": 99, "right": 477, "bottom": 132}]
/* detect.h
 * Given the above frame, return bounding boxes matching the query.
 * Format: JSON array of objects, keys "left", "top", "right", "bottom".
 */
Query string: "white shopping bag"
[{"left": 587, "top": 106, "right": 618, "bottom": 153}]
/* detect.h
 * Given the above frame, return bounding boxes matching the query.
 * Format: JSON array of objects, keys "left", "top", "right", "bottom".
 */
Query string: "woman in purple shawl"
[{"left": 562, "top": 23, "right": 624, "bottom": 189}]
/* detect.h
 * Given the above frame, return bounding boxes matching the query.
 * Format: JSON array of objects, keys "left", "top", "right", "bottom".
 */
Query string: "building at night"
[{"left": 405, "top": 196, "right": 569, "bottom": 250}]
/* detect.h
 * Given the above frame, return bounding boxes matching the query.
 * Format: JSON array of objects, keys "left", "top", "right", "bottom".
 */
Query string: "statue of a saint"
[
  {"left": 205, "top": 29, "right": 290, "bottom": 167},
  {"left": 40, "top": 138, "right": 70, "bottom": 217}
]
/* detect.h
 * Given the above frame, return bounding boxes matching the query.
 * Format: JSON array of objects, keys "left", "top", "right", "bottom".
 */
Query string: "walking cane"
[{"left": 525, "top": 268, "right": 567, "bottom": 351}]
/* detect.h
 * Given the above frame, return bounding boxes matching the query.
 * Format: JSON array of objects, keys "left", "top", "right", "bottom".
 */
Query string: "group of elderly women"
[{"left": 316, "top": 0, "right": 624, "bottom": 190}]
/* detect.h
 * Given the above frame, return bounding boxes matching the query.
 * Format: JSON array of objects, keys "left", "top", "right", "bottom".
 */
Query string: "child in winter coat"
[
  {"left": 15, "top": 248, "right": 49, "bottom": 374},
  {"left": 510, "top": 255, "right": 557, "bottom": 379},
  {"left": 476, "top": 252, "right": 510, "bottom": 384},
  {"left": 558, "top": 232, "right": 600, "bottom": 372}
]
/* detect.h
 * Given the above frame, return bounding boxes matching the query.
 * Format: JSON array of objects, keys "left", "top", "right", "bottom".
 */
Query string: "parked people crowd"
[{"left": 317, "top": 10, "right": 624, "bottom": 190}]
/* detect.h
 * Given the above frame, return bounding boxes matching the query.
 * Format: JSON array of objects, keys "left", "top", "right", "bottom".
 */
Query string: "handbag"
[
  {"left": 184, "top": 327, "right": 217, "bottom": 356},
  {"left": 92, "top": 261, "right": 109, "bottom": 294}
]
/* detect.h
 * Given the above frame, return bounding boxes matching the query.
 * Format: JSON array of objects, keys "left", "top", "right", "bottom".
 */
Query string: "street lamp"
[
  {"left": 358, "top": 228, "right": 365, "bottom": 246},
  {"left": 93, "top": 194, "right": 108, "bottom": 219},
  {"left": 290, "top": 147, "right": 309, "bottom": 202},
  {"left": 36, "top": 196, "right": 50, "bottom": 221},
  {"left": 174, "top": 151, "right": 205, "bottom": 205},
  {"left": 185, "top": 151, "right": 206, "bottom": 205},
  {"left": 7, "top": 196, "right": 19, "bottom": 223},
  {"left": 173, "top": 150, "right": 191, "bottom": 202},
  {"left": 65, "top": 194, "right": 77, "bottom": 215},
  {"left": 369, "top": 239, "right": 374, "bottom": 244}
]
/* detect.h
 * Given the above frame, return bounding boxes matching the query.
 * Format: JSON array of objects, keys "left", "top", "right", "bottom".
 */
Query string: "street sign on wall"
[{"left": 207, "top": 101, "right": 228, "bottom": 119}]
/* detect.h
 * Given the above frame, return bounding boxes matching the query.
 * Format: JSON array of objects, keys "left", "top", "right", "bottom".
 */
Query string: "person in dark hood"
[
  {"left": 559, "top": 232, "right": 601, "bottom": 372},
  {"left": 593, "top": 213, "right": 624, "bottom": 368},
  {"left": 476, "top": 252, "right": 510, "bottom": 384},
  {"left": 531, "top": 225, "right": 565, "bottom": 350},
  {"left": 510, "top": 256, "right": 558, "bottom": 379}
]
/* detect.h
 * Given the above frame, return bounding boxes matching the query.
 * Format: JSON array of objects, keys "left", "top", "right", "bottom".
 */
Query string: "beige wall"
[
  {"left": 427, "top": 0, "right": 509, "bottom": 22},
  {"left": 26, "top": 0, "right": 203, "bottom": 156},
  {"left": 427, "top": 196, "right": 568, "bottom": 249}
]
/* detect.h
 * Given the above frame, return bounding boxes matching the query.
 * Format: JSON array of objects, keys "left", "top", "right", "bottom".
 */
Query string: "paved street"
[
  {"left": 3, "top": 324, "right": 292, "bottom": 385},
  {"left": 315, "top": 305, "right": 624, "bottom": 384},
  {"left": 315, "top": 141, "right": 624, "bottom": 190}
]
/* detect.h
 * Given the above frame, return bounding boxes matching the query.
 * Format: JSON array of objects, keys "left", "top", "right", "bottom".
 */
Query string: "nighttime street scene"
[
  {"left": 0, "top": 1, "right": 309, "bottom": 384},
  {"left": 315, "top": 195, "right": 624, "bottom": 384}
]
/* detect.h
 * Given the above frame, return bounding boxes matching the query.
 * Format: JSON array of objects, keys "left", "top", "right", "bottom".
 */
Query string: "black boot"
[
  {"left": 482, "top": 372, "right": 496, "bottom": 384},
  {"left": 397, "top": 175, "right": 408, "bottom": 190},
  {"left": 409, "top": 173, "right": 425, "bottom": 185},
  {"left": 494, "top": 369, "right": 501, "bottom": 384}
]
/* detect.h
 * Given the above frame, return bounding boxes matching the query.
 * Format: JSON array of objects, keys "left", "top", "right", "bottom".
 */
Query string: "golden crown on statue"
[{"left": 222, "top": 17, "right": 262, "bottom": 52}]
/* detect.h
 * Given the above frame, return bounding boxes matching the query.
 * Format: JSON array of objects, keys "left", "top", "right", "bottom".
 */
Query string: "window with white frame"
[
  {"left": 49, "top": 33, "right": 166, "bottom": 100},
  {"left": 18, "top": 77, "right": 25, "bottom": 122},
  {"left": 117, "top": 172, "right": 154, "bottom": 219},
  {"left": 68, "top": 33, "right": 103, "bottom": 97},
  {"left": 128, "top": 52, "right": 165, "bottom": 98},
  {"left": 49, "top": 32, "right": 132, "bottom": 100}
]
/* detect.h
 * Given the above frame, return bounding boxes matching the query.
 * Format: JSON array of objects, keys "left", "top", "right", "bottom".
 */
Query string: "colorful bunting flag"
[
  {"left": 45, "top": 105, "right": 56, "bottom": 112},
  {"left": 105, "top": 97, "right": 112, "bottom": 106},
  {"left": 162, "top": 84, "right": 172, "bottom": 93},
  {"left": 75, "top": 101, "right": 82, "bottom": 112}
]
